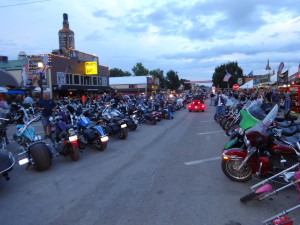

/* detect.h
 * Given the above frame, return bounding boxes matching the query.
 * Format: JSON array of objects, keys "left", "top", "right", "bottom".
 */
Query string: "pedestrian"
[
  {"left": 284, "top": 89, "right": 291, "bottom": 112},
  {"left": 271, "top": 89, "right": 280, "bottom": 112},
  {"left": 38, "top": 93, "right": 56, "bottom": 139},
  {"left": 23, "top": 94, "right": 34, "bottom": 105},
  {"left": 209, "top": 92, "right": 215, "bottom": 106},
  {"left": 215, "top": 90, "right": 226, "bottom": 122}
]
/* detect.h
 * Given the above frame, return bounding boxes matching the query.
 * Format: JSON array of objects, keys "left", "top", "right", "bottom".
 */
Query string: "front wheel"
[
  {"left": 221, "top": 159, "right": 252, "bottom": 182},
  {"left": 129, "top": 124, "right": 137, "bottom": 131},
  {"left": 226, "top": 124, "right": 239, "bottom": 137},
  {"left": 119, "top": 128, "right": 128, "bottom": 140},
  {"left": 240, "top": 192, "right": 260, "bottom": 202},
  {"left": 151, "top": 120, "right": 156, "bottom": 125},
  {"left": 69, "top": 146, "right": 79, "bottom": 161}
]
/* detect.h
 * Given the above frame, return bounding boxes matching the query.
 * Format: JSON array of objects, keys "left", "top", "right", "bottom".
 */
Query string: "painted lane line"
[
  {"left": 197, "top": 131, "right": 223, "bottom": 135},
  {"left": 184, "top": 156, "right": 220, "bottom": 166}
]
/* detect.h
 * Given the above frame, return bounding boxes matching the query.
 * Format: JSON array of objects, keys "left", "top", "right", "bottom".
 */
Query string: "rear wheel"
[
  {"left": 119, "top": 128, "right": 128, "bottom": 140},
  {"left": 151, "top": 120, "right": 156, "bottom": 125},
  {"left": 221, "top": 159, "right": 252, "bottom": 182},
  {"left": 95, "top": 139, "right": 107, "bottom": 151},
  {"left": 69, "top": 146, "right": 79, "bottom": 161},
  {"left": 29, "top": 143, "right": 52, "bottom": 171},
  {"left": 224, "top": 118, "right": 233, "bottom": 131},
  {"left": 129, "top": 124, "right": 137, "bottom": 131}
]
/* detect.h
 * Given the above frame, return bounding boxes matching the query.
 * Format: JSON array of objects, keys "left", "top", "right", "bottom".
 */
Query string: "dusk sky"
[{"left": 1, "top": 0, "right": 300, "bottom": 82}]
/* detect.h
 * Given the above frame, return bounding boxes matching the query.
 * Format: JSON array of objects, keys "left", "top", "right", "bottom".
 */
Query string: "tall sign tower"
[{"left": 58, "top": 13, "right": 75, "bottom": 55}]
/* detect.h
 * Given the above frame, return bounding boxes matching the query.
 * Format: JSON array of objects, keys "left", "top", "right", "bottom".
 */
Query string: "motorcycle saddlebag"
[
  {"left": 83, "top": 128, "right": 96, "bottom": 142},
  {"left": 108, "top": 123, "right": 120, "bottom": 133}
]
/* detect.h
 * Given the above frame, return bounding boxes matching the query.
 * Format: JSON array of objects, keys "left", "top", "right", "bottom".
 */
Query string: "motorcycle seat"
[
  {"left": 281, "top": 126, "right": 298, "bottom": 136},
  {"left": 277, "top": 121, "right": 300, "bottom": 128},
  {"left": 275, "top": 116, "right": 285, "bottom": 122}
]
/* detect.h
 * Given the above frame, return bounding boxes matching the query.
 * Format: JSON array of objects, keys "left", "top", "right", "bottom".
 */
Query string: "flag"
[
  {"left": 247, "top": 70, "right": 253, "bottom": 77},
  {"left": 223, "top": 71, "right": 232, "bottom": 82},
  {"left": 277, "top": 69, "right": 289, "bottom": 86},
  {"left": 21, "top": 59, "right": 29, "bottom": 87},
  {"left": 265, "top": 59, "right": 271, "bottom": 70},
  {"left": 277, "top": 62, "right": 284, "bottom": 75},
  {"left": 298, "top": 62, "right": 300, "bottom": 73}
]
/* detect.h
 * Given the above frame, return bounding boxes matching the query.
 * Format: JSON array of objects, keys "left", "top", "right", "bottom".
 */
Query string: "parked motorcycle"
[
  {"left": 48, "top": 112, "right": 80, "bottom": 161},
  {"left": 76, "top": 114, "right": 109, "bottom": 151},
  {"left": 0, "top": 116, "right": 15, "bottom": 180},
  {"left": 222, "top": 104, "right": 300, "bottom": 182},
  {"left": 14, "top": 117, "right": 52, "bottom": 171},
  {"left": 9, "top": 103, "right": 33, "bottom": 124}
]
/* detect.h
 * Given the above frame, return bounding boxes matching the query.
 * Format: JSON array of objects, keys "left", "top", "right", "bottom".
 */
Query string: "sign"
[
  {"left": 233, "top": 84, "right": 239, "bottom": 90},
  {"left": 85, "top": 61, "right": 98, "bottom": 75},
  {"left": 238, "top": 78, "right": 243, "bottom": 85},
  {"left": 184, "top": 80, "right": 212, "bottom": 84},
  {"left": 57, "top": 72, "right": 66, "bottom": 89},
  {"left": 212, "top": 86, "right": 215, "bottom": 90}
]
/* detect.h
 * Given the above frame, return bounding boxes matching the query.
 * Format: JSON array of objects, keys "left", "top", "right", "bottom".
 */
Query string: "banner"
[
  {"left": 277, "top": 70, "right": 289, "bottom": 86},
  {"left": 253, "top": 74, "right": 270, "bottom": 85}
]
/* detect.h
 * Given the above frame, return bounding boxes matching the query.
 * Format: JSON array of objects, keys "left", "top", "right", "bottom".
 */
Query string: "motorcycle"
[
  {"left": 76, "top": 114, "right": 109, "bottom": 151},
  {"left": 222, "top": 104, "right": 300, "bottom": 182},
  {"left": 262, "top": 204, "right": 300, "bottom": 225},
  {"left": 135, "top": 103, "right": 157, "bottom": 125},
  {"left": 49, "top": 112, "right": 80, "bottom": 161},
  {"left": 0, "top": 115, "right": 15, "bottom": 180},
  {"left": 9, "top": 103, "right": 33, "bottom": 124},
  {"left": 14, "top": 117, "right": 52, "bottom": 171}
]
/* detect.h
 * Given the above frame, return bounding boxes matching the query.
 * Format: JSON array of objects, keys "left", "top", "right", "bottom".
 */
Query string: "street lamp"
[{"left": 37, "top": 62, "right": 44, "bottom": 99}]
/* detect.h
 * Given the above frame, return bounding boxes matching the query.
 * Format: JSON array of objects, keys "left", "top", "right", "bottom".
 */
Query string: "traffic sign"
[{"left": 233, "top": 84, "right": 239, "bottom": 90}]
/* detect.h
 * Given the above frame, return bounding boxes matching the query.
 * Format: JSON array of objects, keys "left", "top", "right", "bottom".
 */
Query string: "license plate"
[
  {"left": 69, "top": 135, "right": 78, "bottom": 142},
  {"left": 101, "top": 136, "right": 109, "bottom": 142},
  {"left": 19, "top": 157, "right": 29, "bottom": 165},
  {"left": 121, "top": 124, "right": 127, "bottom": 128}
]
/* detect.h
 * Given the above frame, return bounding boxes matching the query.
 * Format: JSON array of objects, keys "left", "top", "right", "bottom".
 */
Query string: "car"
[{"left": 188, "top": 100, "right": 206, "bottom": 112}]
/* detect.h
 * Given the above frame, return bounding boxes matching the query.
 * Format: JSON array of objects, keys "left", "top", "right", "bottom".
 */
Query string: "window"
[
  {"left": 102, "top": 77, "right": 107, "bottom": 86},
  {"left": 74, "top": 75, "right": 80, "bottom": 85},
  {"left": 81, "top": 76, "right": 84, "bottom": 85},
  {"left": 66, "top": 73, "right": 73, "bottom": 85},
  {"left": 98, "top": 77, "right": 102, "bottom": 86},
  {"left": 92, "top": 77, "right": 98, "bottom": 85}
]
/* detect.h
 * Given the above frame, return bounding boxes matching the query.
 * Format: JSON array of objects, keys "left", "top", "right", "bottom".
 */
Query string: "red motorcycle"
[{"left": 222, "top": 105, "right": 300, "bottom": 182}]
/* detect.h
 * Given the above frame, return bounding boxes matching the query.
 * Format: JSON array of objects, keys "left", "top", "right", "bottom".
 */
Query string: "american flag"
[{"left": 223, "top": 71, "right": 232, "bottom": 82}]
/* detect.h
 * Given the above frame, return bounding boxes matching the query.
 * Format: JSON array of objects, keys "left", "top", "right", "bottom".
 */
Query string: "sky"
[{"left": 1, "top": 0, "right": 300, "bottom": 83}]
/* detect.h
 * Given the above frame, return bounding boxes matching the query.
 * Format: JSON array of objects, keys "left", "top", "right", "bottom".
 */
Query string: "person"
[
  {"left": 271, "top": 89, "right": 280, "bottom": 112},
  {"left": 209, "top": 92, "right": 215, "bottom": 106},
  {"left": 214, "top": 90, "right": 227, "bottom": 122},
  {"left": 38, "top": 93, "right": 56, "bottom": 139},
  {"left": 24, "top": 94, "right": 34, "bottom": 105},
  {"left": 284, "top": 89, "right": 291, "bottom": 112}
]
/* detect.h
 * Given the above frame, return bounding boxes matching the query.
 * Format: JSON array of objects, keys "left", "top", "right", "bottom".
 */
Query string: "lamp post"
[{"left": 37, "top": 62, "right": 44, "bottom": 99}]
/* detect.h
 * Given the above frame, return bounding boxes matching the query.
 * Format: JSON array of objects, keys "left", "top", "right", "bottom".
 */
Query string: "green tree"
[
  {"left": 212, "top": 61, "right": 243, "bottom": 89},
  {"left": 149, "top": 69, "right": 166, "bottom": 89},
  {"left": 180, "top": 79, "right": 191, "bottom": 90},
  {"left": 109, "top": 68, "right": 131, "bottom": 77},
  {"left": 165, "top": 70, "right": 181, "bottom": 90},
  {"left": 132, "top": 62, "right": 149, "bottom": 76}
]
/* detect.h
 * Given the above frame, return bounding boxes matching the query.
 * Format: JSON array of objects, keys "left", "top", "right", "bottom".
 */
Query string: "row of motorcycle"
[
  {"left": 0, "top": 98, "right": 184, "bottom": 180},
  {"left": 216, "top": 98, "right": 300, "bottom": 224}
]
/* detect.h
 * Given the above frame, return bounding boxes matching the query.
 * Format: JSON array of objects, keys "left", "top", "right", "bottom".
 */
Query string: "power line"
[{"left": 0, "top": 0, "right": 51, "bottom": 8}]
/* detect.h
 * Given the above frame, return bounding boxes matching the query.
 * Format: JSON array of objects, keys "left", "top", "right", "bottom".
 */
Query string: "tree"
[
  {"left": 212, "top": 61, "right": 243, "bottom": 89},
  {"left": 180, "top": 79, "right": 191, "bottom": 90},
  {"left": 149, "top": 69, "right": 166, "bottom": 89},
  {"left": 165, "top": 70, "right": 181, "bottom": 90},
  {"left": 132, "top": 62, "right": 149, "bottom": 76},
  {"left": 109, "top": 68, "right": 131, "bottom": 77}
]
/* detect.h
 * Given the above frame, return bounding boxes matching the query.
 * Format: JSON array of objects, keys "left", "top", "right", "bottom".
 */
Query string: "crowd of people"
[{"left": 211, "top": 87, "right": 293, "bottom": 122}]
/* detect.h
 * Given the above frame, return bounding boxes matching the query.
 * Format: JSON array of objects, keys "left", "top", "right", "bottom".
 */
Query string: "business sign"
[{"left": 85, "top": 61, "right": 98, "bottom": 75}]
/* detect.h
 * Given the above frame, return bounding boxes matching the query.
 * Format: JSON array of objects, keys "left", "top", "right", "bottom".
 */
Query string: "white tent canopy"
[{"left": 240, "top": 80, "right": 253, "bottom": 89}]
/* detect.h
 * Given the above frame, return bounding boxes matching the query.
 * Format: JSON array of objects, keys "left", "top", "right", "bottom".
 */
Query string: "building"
[
  {"left": 0, "top": 13, "right": 111, "bottom": 97},
  {"left": 109, "top": 76, "right": 159, "bottom": 94}
]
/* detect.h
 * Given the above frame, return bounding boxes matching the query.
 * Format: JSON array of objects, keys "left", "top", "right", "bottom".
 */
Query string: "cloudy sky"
[{"left": 1, "top": 0, "right": 300, "bottom": 82}]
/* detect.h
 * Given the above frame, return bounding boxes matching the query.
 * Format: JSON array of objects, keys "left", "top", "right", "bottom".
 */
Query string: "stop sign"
[{"left": 233, "top": 84, "right": 239, "bottom": 90}]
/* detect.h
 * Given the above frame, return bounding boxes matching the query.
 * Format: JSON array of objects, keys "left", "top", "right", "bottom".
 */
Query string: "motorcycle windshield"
[
  {"left": 246, "top": 100, "right": 266, "bottom": 121},
  {"left": 262, "top": 104, "right": 278, "bottom": 127},
  {"left": 239, "top": 100, "right": 264, "bottom": 130}
]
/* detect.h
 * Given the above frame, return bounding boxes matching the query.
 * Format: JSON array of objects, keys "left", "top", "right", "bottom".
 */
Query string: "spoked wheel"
[
  {"left": 221, "top": 159, "right": 252, "bottom": 182},
  {"left": 220, "top": 116, "right": 228, "bottom": 128}
]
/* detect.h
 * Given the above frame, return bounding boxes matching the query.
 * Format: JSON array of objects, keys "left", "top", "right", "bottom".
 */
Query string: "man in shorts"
[{"left": 38, "top": 93, "right": 56, "bottom": 139}]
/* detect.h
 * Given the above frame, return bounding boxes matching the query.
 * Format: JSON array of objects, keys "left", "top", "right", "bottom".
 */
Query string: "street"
[{"left": 1, "top": 103, "right": 299, "bottom": 225}]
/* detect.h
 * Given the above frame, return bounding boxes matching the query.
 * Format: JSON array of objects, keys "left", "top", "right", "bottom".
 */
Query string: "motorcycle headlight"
[
  {"left": 121, "top": 124, "right": 127, "bottom": 128},
  {"left": 238, "top": 128, "right": 244, "bottom": 135}
]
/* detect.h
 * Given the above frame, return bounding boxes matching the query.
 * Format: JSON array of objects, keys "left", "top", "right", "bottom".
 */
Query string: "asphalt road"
[{"left": 1, "top": 102, "right": 299, "bottom": 225}]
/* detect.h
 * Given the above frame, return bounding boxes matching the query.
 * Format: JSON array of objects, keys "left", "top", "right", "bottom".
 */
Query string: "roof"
[
  {"left": 109, "top": 76, "right": 151, "bottom": 85},
  {"left": 0, "top": 69, "right": 19, "bottom": 87},
  {"left": 0, "top": 59, "right": 26, "bottom": 71}
]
